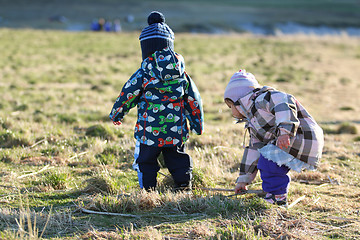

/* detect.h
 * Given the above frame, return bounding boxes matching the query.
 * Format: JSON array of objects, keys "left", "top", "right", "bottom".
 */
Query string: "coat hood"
[
  {"left": 141, "top": 47, "right": 185, "bottom": 81},
  {"left": 236, "top": 86, "right": 274, "bottom": 118}
]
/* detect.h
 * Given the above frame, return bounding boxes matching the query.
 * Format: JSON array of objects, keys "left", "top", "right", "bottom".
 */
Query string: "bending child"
[
  {"left": 109, "top": 11, "right": 204, "bottom": 191},
  {"left": 224, "top": 69, "right": 324, "bottom": 206}
]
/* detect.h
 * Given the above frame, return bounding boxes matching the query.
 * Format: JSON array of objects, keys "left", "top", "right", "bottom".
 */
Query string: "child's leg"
[
  {"left": 257, "top": 154, "right": 290, "bottom": 195},
  {"left": 162, "top": 144, "right": 193, "bottom": 189},
  {"left": 133, "top": 141, "right": 162, "bottom": 190}
]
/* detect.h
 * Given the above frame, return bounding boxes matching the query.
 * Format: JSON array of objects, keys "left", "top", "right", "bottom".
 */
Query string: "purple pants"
[{"left": 257, "top": 154, "right": 290, "bottom": 195}]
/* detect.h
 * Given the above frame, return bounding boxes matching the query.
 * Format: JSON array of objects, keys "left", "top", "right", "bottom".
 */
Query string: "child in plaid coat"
[{"left": 224, "top": 69, "right": 324, "bottom": 206}]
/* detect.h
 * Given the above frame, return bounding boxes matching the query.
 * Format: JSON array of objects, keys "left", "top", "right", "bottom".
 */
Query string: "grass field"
[{"left": 0, "top": 28, "right": 360, "bottom": 239}]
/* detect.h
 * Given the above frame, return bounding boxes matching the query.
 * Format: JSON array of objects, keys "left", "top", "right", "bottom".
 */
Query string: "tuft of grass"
[
  {"left": 192, "top": 167, "right": 215, "bottom": 189},
  {"left": 291, "top": 170, "right": 326, "bottom": 182},
  {"left": 339, "top": 77, "right": 351, "bottom": 84},
  {"left": 85, "top": 124, "right": 115, "bottom": 140},
  {"left": 57, "top": 113, "right": 78, "bottom": 124},
  {"left": 80, "top": 176, "right": 115, "bottom": 195},
  {"left": 79, "top": 227, "right": 163, "bottom": 240},
  {"left": 158, "top": 167, "right": 215, "bottom": 191},
  {"left": 13, "top": 103, "right": 28, "bottom": 111},
  {"left": 41, "top": 171, "right": 68, "bottom": 190},
  {"left": 339, "top": 106, "right": 354, "bottom": 111},
  {"left": 0, "top": 129, "right": 30, "bottom": 148},
  {"left": 321, "top": 126, "right": 338, "bottom": 134},
  {"left": 41, "top": 147, "right": 61, "bottom": 157},
  {"left": 337, "top": 122, "right": 357, "bottom": 134},
  {"left": 0, "top": 117, "right": 11, "bottom": 129},
  {"left": 95, "top": 145, "right": 131, "bottom": 165},
  {"left": 353, "top": 136, "right": 360, "bottom": 142},
  {"left": 95, "top": 153, "right": 117, "bottom": 165},
  {"left": 214, "top": 221, "right": 258, "bottom": 240},
  {"left": 0, "top": 194, "right": 73, "bottom": 239},
  {"left": 322, "top": 123, "right": 359, "bottom": 135}
]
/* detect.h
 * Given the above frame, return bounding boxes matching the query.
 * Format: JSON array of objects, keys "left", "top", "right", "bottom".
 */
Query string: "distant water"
[
  {"left": 239, "top": 22, "right": 360, "bottom": 36},
  {"left": 66, "top": 23, "right": 88, "bottom": 32},
  {"left": 3, "top": 20, "right": 358, "bottom": 37}
]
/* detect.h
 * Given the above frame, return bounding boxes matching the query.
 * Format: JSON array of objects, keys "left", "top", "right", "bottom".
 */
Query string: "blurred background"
[{"left": 1, "top": 0, "right": 360, "bottom": 36}]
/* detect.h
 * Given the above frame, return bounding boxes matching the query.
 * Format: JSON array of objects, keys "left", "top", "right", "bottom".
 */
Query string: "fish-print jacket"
[
  {"left": 235, "top": 86, "right": 324, "bottom": 184},
  {"left": 109, "top": 48, "right": 204, "bottom": 147}
]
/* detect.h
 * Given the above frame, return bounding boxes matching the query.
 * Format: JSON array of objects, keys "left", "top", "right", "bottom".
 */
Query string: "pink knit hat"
[{"left": 224, "top": 69, "right": 260, "bottom": 102}]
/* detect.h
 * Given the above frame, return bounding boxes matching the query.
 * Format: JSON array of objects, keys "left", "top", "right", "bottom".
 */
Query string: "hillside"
[{"left": 0, "top": 29, "right": 360, "bottom": 239}]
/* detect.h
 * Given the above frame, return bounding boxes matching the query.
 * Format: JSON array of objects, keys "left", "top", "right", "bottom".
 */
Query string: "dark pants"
[
  {"left": 133, "top": 141, "right": 193, "bottom": 190},
  {"left": 257, "top": 154, "right": 290, "bottom": 195}
]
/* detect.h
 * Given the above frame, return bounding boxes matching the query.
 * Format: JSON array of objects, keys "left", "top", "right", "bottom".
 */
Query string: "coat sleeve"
[
  {"left": 268, "top": 92, "right": 300, "bottom": 137},
  {"left": 183, "top": 72, "right": 204, "bottom": 135},
  {"left": 236, "top": 137, "right": 262, "bottom": 184},
  {"left": 109, "top": 69, "right": 143, "bottom": 124}
]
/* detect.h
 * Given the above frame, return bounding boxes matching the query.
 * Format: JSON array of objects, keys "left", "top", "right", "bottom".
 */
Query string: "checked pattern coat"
[
  {"left": 235, "top": 86, "right": 324, "bottom": 183},
  {"left": 109, "top": 48, "right": 204, "bottom": 147}
]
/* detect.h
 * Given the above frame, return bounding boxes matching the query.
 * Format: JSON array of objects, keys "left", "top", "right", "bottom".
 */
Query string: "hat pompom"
[{"left": 147, "top": 11, "right": 165, "bottom": 25}]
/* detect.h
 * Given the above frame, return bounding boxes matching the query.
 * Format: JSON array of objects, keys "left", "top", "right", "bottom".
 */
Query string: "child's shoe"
[
  {"left": 173, "top": 182, "right": 192, "bottom": 192},
  {"left": 264, "top": 193, "right": 288, "bottom": 207}
]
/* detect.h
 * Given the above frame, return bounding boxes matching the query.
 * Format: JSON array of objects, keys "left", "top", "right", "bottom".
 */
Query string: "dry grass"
[
  {"left": 0, "top": 198, "right": 72, "bottom": 239},
  {"left": 80, "top": 177, "right": 114, "bottom": 195},
  {"left": 0, "top": 29, "right": 360, "bottom": 239}
]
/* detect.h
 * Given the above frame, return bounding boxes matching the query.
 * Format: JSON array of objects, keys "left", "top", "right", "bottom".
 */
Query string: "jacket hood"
[
  {"left": 141, "top": 47, "right": 185, "bottom": 81},
  {"left": 236, "top": 86, "right": 274, "bottom": 118}
]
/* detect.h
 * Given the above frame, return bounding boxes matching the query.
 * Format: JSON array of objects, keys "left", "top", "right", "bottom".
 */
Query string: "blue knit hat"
[{"left": 139, "top": 11, "right": 175, "bottom": 60}]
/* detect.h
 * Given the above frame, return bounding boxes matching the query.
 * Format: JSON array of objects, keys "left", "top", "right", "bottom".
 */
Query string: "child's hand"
[
  {"left": 234, "top": 182, "right": 248, "bottom": 194},
  {"left": 277, "top": 134, "right": 290, "bottom": 149}
]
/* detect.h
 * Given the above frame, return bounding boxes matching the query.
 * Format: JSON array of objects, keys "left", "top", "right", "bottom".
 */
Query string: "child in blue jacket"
[{"left": 109, "top": 11, "right": 204, "bottom": 191}]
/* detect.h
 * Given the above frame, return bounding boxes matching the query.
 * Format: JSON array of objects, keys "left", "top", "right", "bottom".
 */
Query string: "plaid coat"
[{"left": 235, "top": 86, "right": 324, "bottom": 183}]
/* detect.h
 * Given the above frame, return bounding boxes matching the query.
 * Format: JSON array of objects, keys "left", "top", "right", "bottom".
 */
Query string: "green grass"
[{"left": 0, "top": 29, "right": 360, "bottom": 239}]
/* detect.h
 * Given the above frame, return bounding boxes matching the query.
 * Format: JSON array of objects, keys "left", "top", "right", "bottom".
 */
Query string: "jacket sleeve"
[
  {"left": 109, "top": 69, "right": 143, "bottom": 124},
  {"left": 269, "top": 92, "right": 299, "bottom": 137},
  {"left": 183, "top": 72, "right": 204, "bottom": 135},
  {"left": 236, "top": 137, "right": 262, "bottom": 184}
]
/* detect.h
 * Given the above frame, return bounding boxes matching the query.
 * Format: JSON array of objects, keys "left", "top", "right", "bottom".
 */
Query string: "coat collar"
[{"left": 235, "top": 86, "right": 275, "bottom": 119}]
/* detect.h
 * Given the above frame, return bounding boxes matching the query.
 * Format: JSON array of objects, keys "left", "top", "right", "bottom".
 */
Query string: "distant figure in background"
[
  {"left": 109, "top": 11, "right": 204, "bottom": 191},
  {"left": 125, "top": 14, "right": 134, "bottom": 23},
  {"left": 91, "top": 18, "right": 101, "bottom": 31},
  {"left": 91, "top": 18, "right": 105, "bottom": 31},
  {"left": 91, "top": 18, "right": 122, "bottom": 33},
  {"left": 113, "top": 19, "right": 122, "bottom": 32},
  {"left": 98, "top": 18, "right": 105, "bottom": 31},
  {"left": 104, "top": 20, "right": 112, "bottom": 32},
  {"left": 224, "top": 69, "right": 324, "bottom": 207}
]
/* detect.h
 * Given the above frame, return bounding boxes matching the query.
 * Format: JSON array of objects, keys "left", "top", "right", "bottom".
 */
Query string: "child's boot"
[
  {"left": 173, "top": 182, "right": 192, "bottom": 192},
  {"left": 264, "top": 193, "right": 288, "bottom": 207}
]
